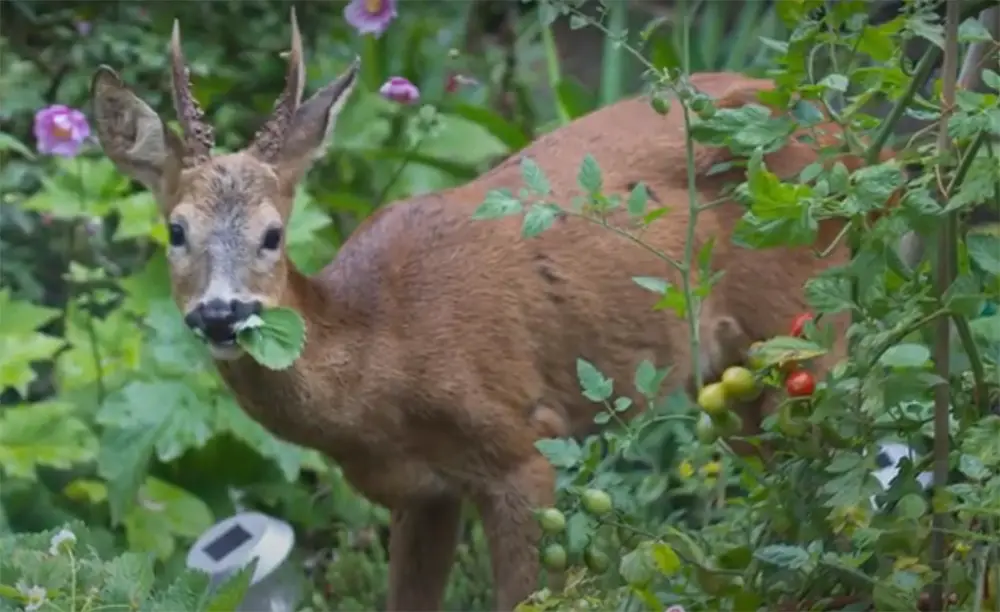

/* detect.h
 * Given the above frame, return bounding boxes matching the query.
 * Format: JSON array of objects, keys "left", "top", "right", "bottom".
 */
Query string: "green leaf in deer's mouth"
[{"left": 234, "top": 307, "right": 306, "bottom": 370}]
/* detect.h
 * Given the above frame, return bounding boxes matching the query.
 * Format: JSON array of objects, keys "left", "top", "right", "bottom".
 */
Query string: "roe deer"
[{"left": 90, "top": 9, "right": 896, "bottom": 611}]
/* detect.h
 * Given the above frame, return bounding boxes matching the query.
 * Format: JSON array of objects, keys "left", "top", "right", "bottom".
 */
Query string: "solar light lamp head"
[{"left": 186, "top": 512, "right": 302, "bottom": 612}]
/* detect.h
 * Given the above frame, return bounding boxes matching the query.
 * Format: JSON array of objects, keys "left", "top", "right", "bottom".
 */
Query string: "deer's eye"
[
  {"left": 260, "top": 227, "right": 283, "bottom": 251},
  {"left": 168, "top": 222, "right": 186, "bottom": 248}
]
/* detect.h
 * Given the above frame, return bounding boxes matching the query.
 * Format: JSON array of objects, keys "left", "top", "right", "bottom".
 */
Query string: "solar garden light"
[
  {"left": 869, "top": 442, "right": 933, "bottom": 511},
  {"left": 187, "top": 511, "right": 302, "bottom": 612}
]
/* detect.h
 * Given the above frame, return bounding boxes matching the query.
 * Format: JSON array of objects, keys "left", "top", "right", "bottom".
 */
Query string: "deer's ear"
[
  {"left": 274, "top": 58, "right": 360, "bottom": 186},
  {"left": 91, "top": 66, "right": 183, "bottom": 203}
]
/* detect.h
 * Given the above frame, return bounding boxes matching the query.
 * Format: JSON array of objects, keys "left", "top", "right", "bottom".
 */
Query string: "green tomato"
[
  {"left": 720, "top": 366, "right": 758, "bottom": 401},
  {"left": 650, "top": 93, "right": 672, "bottom": 115},
  {"left": 697, "top": 382, "right": 729, "bottom": 416},
  {"left": 695, "top": 412, "right": 719, "bottom": 444},
  {"left": 542, "top": 543, "right": 567, "bottom": 571},
  {"left": 581, "top": 488, "right": 614, "bottom": 517},
  {"left": 584, "top": 545, "right": 612, "bottom": 574},
  {"left": 710, "top": 409, "right": 743, "bottom": 438},
  {"left": 537, "top": 508, "right": 567, "bottom": 535}
]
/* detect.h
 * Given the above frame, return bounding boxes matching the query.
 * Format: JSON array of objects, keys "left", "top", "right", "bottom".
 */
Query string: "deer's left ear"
[{"left": 273, "top": 58, "right": 360, "bottom": 186}]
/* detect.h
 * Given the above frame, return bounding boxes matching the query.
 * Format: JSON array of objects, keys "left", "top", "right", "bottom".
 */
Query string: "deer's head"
[{"left": 91, "top": 10, "right": 359, "bottom": 360}]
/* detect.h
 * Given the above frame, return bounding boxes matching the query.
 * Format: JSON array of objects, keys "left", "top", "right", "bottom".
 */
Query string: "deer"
[{"left": 89, "top": 9, "right": 897, "bottom": 611}]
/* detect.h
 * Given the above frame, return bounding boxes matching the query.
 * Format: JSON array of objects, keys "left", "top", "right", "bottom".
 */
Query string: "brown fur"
[{"left": 90, "top": 16, "right": 897, "bottom": 610}]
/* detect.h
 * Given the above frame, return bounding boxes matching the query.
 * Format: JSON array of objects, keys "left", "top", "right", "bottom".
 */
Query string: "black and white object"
[
  {"left": 869, "top": 442, "right": 933, "bottom": 510},
  {"left": 186, "top": 512, "right": 300, "bottom": 612}
]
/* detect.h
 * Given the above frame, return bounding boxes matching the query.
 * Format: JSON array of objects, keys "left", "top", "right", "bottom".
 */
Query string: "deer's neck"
[{"left": 214, "top": 264, "right": 372, "bottom": 454}]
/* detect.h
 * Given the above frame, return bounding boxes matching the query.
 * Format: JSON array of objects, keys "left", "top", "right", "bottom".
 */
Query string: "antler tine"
[
  {"left": 170, "top": 20, "right": 214, "bottom": 166},
  {"left": 248, "top": 7, "right": 306, "bottom": 162}
]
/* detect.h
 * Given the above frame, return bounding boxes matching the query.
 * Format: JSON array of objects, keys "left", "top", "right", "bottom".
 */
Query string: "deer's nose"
[{"left": 185, "top": 298, "right": 261, "bottom": 344}]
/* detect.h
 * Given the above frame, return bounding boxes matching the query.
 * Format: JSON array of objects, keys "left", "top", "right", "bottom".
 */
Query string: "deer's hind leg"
[{"left": 386, "top": 495, "right": 463, "bottom": 611}]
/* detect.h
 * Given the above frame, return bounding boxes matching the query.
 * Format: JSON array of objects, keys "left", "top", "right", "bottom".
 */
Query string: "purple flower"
[
  {"left": 34, "top": 105, "right": 90, "bottom": 157},
  {"left": 344, "top": 0, "right": 397, "bottom": 37},
  {"left": 379, "top": 77, "right": 420, "bottom": 105},
  {"left": 75, "top": 20, "right": 92, "bottom": 36}
]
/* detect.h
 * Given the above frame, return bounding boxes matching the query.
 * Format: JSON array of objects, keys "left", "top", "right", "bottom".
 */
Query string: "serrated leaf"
[
  {"left": 99, "top": 423, "right": 163, "bottom": 525},
  {"left": 535, "top": 438, "right": 582, "bottom": 468},
  {"left": 633, "top": 360, "right": 664, "bottom": 400},
  {"left": 626, "top": 182, "right": 649, "bottom": 217},
  {"left": 577, "top": 154, "right": 603, "bottom": 194},
  {"left": 522, "top": 203, "right": 560, "bottom": 238},
  {"left": 204, "top": 558, "right": 258, "bottom": 612},
  {"left": 576, "top": 358, "right": 613, "bottom": 402},
  {"left": 879, "top": 343, "right": 931, "bottom": 369},
  {"left": 236, "top": 307, "right": 306, "bottom": 370},
  {"left": 97, "top": 380, "right": 214, "bottom": 463},
  {"left": 100, "top": 552, "right": 156, "bottom": 605},
  {"left": 0, "top": 401, "right": 98, "bottom": 480},
  {"left": 520, "top": 157, "right": 551, "bottom": 195},
  {"left": 472, "top": 189, "right": 523, "bottom": 220}
]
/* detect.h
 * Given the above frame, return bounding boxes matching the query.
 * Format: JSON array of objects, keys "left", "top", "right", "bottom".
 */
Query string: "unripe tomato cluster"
[
  {"left": 694, "top": 365, "right": 756, "bottom": 443},
  {"left": 535, "top": 488, "right": 615, "bottom": 573},
  {"left": 697, "top": 312, "right": 821, "bottom": 443}
]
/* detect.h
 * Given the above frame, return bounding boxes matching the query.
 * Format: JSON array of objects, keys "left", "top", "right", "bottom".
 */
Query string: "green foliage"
[
  {"left": 235, "top": 308, "right": 308, "bottom": 371},
  {"left": 5, "top": 0, "right": 999, "bottom": 610}
]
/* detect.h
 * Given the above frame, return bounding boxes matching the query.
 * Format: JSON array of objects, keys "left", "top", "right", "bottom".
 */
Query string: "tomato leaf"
[{"left": 235, "top": 307, "right": 307, "bottom": 370}]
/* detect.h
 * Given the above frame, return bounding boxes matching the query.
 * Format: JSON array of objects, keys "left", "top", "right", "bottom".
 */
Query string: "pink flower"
[
  {"left": 379, "top": 77, "right": 420, "bottom": 105},
  {"left": 34, "top": 105, "right": 90, "bottom": 157},
  {"left": 344, "top": 0, "right": 397, "bottom": 37}
]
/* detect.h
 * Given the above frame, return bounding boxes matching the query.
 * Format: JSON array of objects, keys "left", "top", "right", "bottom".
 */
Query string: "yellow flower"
[{"left": 678, "top": 460, "right": 695, "bottom": 480}]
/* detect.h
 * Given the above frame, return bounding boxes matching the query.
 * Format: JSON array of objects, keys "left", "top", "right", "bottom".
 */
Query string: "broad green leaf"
[
  {"left": 236, "top": 307, "right": 307, "bottom": 371},
  {"left": 804, "top": 276, "right": 854, "bottom": 314},
  {"left": 651, "top": 542, "right": 681, "bottom": 575},
  {"left": 97, "top": 380, "right": 213, "bottom": 462},
  {"left": 753, "top": 544, "right": 811, "bottom": 570},
  {"left": 577, "top": 358, "right": 614, "bottom": 402},
  {"left": 535, "top": 438, "right": 582, "bottom": 468},
  {"left": 124, "top": 476, "right": 214, "bottom": 560},
  {"left": 626, "top": 182, "right": 649, "bottom": 218},
  {"left": 0, "top": 401, "right": 98, "bottom": 480},
  {"left": 520, "top": 157, "right": 551, "bottom": 195},
  {"left": 751, "top": 336, "right": 827, "bottom": 367},
  {"left": 967, "top": 234, "right": 1000, "bottom": 276},
  {"left": 577, "top": 155, "right": 603, "bottom": 194},
  {"left": 878, "top": 343, "right": 931, "bottom": 369},
  {"left": 522, "top": 203, "right": 561, "bottom": 238},
  {"left": 619, "top": 544, "right": 657, "bottom": 587},
  {"left": 634, "top": 360, "right": 665, "bottom": 400},
  {"left": 472, "top": 189, "right": 523, "bottom": 220},
  {"left": 99, "top": 423, "right": 163, "bottom": 525},
  {"left": 0, "top": 289, "right": 61, "bottom": 335},
  {"left": 63, "top": 479, "right": 109, "bottom": 504}
]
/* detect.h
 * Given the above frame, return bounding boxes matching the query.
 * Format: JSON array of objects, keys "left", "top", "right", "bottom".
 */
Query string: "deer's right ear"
[{"left": 91, "top": 66, "right": 183, "bottom": 202}]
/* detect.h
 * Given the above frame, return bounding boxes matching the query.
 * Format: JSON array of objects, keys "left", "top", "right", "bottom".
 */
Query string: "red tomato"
[
  {"left": 790, "top": 313, "right": 814, "bottom": 337},
  {"left": 785, "top": 370, "right": 816, "bottom": 397}
]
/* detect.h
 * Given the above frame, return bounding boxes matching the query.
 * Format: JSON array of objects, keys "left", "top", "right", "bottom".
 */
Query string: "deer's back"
[{"left": 311, "top": 72, "right": 850, "bottom": 482}]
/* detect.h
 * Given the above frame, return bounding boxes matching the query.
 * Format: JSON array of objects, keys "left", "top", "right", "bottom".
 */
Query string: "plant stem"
[
  {"left": 599, "top": 0, "right": 627, "bottom": 107},
  {"left": 678, "top": 0, "right": 704, "bottom": 394},
  {"left": 862, "top": 0, "right": 999, "bottom": 165},
  {"left": 929, "top": 1, "right": 961, "bottom": 608}
]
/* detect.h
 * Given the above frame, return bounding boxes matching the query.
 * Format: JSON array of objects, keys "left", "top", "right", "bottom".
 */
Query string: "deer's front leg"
[
  {"left": 386, "top": 495, "right": 462, "bottom": 611},
  {"left": 475, "top": 454, "right": 556, "bottom": 611}
]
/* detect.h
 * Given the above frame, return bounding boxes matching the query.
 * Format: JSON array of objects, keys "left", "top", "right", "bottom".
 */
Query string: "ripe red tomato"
[
  {"left": 790, "top": 313, "right": 814, "bottom": 337},
  {"left": 785, "top": 370, "right": 816, "bottom": 397}
]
